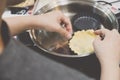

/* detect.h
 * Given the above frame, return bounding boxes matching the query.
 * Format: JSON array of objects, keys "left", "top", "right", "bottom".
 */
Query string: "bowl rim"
[{"left": 29, "top": 0, "right": 119, "bottom": 57}]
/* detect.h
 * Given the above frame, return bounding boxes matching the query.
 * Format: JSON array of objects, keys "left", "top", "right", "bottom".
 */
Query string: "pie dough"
[
  {"left": 69, "top": 29, "right": 96, "bottom": 56},
  {"left": 11, "top": 0, "right": 35, "bottom": 7}
]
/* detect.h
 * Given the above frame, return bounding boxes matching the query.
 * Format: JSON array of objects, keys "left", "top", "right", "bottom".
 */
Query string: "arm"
[
  {"left": 93, "top": 29, "right": 120, "bottom": 80},
  {"left": 0, "top": 36, "right": 4, "bottom": 54},
  {"left": 3, "top": 11, "right": 72, "bottom": 39},
  {"left": 100, "top": 61, "right": 119, "bottom": 80}
]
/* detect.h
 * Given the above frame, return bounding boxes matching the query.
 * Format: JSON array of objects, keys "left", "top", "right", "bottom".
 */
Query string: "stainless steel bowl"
[{"left": 29, "top": 0, "right": 119, "bottom": 57}]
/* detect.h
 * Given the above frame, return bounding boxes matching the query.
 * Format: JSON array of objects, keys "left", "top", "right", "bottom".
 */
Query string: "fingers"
[
  {"left": 94, "top": 35, "right": 102, "bottom": 42},
  {"left": 94, "top": 28, "right": 110, "bottom": 36},
  {"left": 61, "top": 16, "right": 73, "bottom": 35},
  {"left": 55, "top": 11, "right": 73, "bottom": 39},
  {"left": 94, "top": 28, "right": 119, "bottom": 42},
  {"left": 95, "top": 28, "right": 112, "bottom": 40},
  {"left": 56, "top": 26, "right": 72, "bottom": 39},
  {"left": 93, "top": 33, "right": 104, "bottom": 48},
  {"left": 112, "top": 29, "right": 119, "bottom": 35},
  {"left": 95, "top": 28, "right": 118, "bottom": 36}
]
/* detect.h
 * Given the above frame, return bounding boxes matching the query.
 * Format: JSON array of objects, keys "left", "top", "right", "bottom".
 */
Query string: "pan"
[{"left": 29, "top": 0, "right": 119, "bottom": 57}]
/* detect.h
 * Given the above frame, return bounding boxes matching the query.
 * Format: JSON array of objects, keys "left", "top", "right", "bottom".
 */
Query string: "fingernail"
[{"left": 67, "top": 34, "right": 72, "bottom": 39}]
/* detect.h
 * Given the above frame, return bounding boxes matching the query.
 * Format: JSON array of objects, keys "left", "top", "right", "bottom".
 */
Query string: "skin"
[
  {"left": 0, "top": 0, "right": 6, "bottom": 54},
  {"left": 0, "top": 0, "right": 119, "bottom": 80},
  {"left": 93, "top": 28, "right": 120, "bottom": 80},
  {"left": 3, "top": 11, "right": 73, "bottom": 38},
  {"left": 0, "top": 0, "right": 72, "bottom": 53}
]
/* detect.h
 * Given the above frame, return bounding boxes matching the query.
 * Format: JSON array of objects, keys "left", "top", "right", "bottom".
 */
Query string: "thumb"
[
  {"left": 93, "top": 36, "right": 102, "bottom": 46},
  {"left": 57, "top": 27, "right": 72, "bottom": 39}
]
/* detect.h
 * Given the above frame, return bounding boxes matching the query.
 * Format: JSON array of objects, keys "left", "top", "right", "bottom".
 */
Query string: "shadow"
[{"left": 30, "top": 46, "right": 100, "bottom": 80}]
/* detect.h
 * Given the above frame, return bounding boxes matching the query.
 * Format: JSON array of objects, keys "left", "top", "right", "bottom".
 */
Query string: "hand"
[
  {"left": 93, "top": 28, "right": 120, "bottom": 64},
  {"left": 3, "top": 11, "right": 73, "bottom": 39},
  {"left": 31, "top": 11, "right": 73, "bottom": 39}
]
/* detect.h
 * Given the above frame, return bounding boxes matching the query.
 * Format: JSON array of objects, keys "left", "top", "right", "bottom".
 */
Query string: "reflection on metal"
[{"left": 29, "top": 0, "right": 119, "bottom": 57}]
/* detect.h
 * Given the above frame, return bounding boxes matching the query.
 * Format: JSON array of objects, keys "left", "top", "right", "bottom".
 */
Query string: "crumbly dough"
[
  {"left": 11, "top": 0, "right": 35, "bottom": 7},
  {"left": 69, "top": 29, "right": 97, "bottom": 56}
]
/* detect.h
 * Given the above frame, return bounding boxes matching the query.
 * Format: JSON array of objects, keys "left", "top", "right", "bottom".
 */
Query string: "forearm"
[
  {"left": 100, "top": 61, "right": 120, "bottom": 80},
  {"left": 2, "top": 11, "right": 72, "bottom": 39},
  {"left": 3, "top": 16, "right": 34, "bottom": 36}
]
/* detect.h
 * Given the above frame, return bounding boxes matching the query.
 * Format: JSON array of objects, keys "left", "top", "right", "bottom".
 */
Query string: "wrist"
[
  {"left": 98, "top": 55, "right": 120, "bottom": 67},
  {"left": 100, "top": 61, "right": 120, "bottom": 80},
  {"left": 27, "top": 15, "right": 43, "bottom": 29},
  {"left": 100, "top": 60, "right": 120, "bottom": 69},
  {"left": 22, "top": 15, "right": 35, "bottom": 29}
]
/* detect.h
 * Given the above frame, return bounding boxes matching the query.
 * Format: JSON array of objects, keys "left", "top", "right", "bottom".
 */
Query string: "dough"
[
  {"left": 11, "top": 0, "right": 35, "bottom": 7},
  {"left": 69, "top": 29, "right": 96, "bottom": 56}
]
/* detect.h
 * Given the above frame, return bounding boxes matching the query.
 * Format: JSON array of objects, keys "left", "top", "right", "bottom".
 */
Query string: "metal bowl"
[{"left": 29, "top": 0, "right": 119, "bottom": 57}]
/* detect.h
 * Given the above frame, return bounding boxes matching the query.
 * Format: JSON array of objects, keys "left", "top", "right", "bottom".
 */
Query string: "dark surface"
[
  {"left": 17, "top": 32, "right": 101, "bottom": 80},
  {"left": 30, "top": 46, "right": 101, "bottom": 80},
  {"left": 116, "top": 12, "right": 120, "bottom": 32},
  {"left": 0, "top": 39, "right": 95, "bottom": 80},
  {"left": 1, "top": 16, "right": 95, "bottom": 80},
  {"left": 14, "top": 8, "right": 120, "bottom": 80},
  {"left": 17, "top": 32, "right": 101, "bottom": 79}
]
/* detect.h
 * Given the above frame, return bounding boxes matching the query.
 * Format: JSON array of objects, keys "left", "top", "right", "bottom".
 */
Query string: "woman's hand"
[
  {"left": 93, "top": 28, "right": 120, "bottom": 64},
  {"left": 31, "top": 11, "right": 73, "bottom": 39},
  {"left": 93, "top": 28, "right": 120, "bottom": 80},
  {"left": 4, "top": 11, "right": 73, "bottom": 39}
]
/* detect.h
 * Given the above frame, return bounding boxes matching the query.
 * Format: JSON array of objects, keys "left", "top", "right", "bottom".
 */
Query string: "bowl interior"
[{"left": 30, "top": 0, "right": 118, "bottom": 57}]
